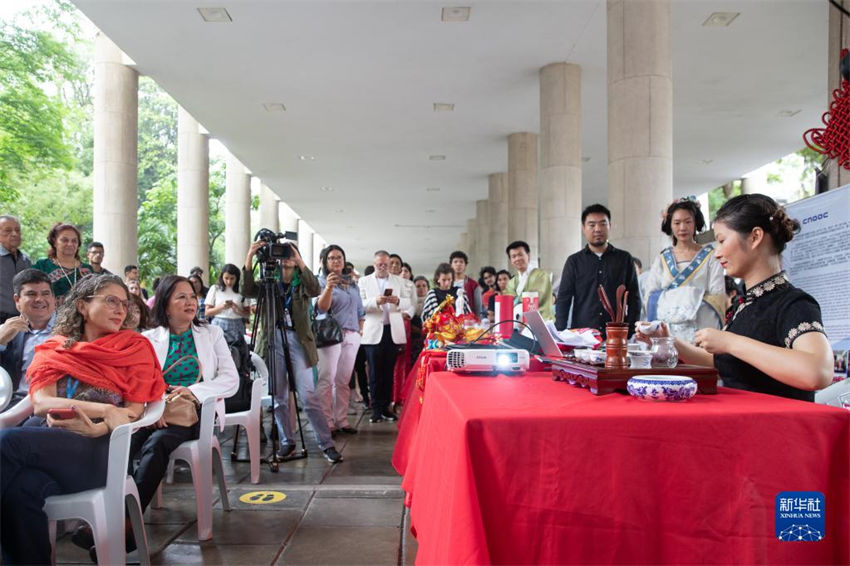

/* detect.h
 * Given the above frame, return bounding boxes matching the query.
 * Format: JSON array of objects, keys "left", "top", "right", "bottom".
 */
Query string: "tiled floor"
[{"left": 54, "top": 406, "right": 417, "bottom": 565}]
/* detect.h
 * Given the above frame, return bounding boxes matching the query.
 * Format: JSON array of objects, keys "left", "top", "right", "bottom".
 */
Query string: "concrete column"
[
  {"left": 607, "top": 0, "right": 672, "bottom": 265},
  {"left": 539, "top": 62, "right": 582, "bottom": 277},
  {"left": 312, "top": 233, "right": 326, "bottom": 274},
  {"left": 297, "top": 219, "right": 313, "bottom": 271},
  {"left": 507, "top": 132, "right": 539, "bottom": 260},
  {"left": 458, "top": 232, "right": 469, "bottom": 258},
  {"left": 92, "top": 32, "right": 138, "bottom": 275},
  {"left": 177, "top": 106, "right": 209, "bottom": 281},
  {"left": 279, "top": 202, "right": 300, "bottom": 235},
  {"left": 827, "top": 0, "right": 849, "bottom": 190},
  {"left": 488, "top": 172, "right": 509, "bottom": 268},
  {"left": 475, "top": 200, "right": 491, "bottom": 269},
  {"left": 225, "top": 153, "right": 251, "bottom": 266},
  {"left": 466, "top": 219, "right": 478, "bottom": 273},
  {"left": 259, "top": 184, "right": 279, "bottom": 233}
]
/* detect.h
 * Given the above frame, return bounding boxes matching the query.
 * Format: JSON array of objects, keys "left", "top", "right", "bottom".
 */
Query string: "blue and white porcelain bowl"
[{"left": 626, "top": 375, "right": 697, "bottom": 402}]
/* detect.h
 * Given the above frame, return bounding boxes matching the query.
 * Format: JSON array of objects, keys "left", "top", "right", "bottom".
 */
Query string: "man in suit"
[
  {"left": 360, "top": 250, "right": 414, "bottom": 423},
  {"left": 0, "top": 269, "right": 56, "bottom": 410}
]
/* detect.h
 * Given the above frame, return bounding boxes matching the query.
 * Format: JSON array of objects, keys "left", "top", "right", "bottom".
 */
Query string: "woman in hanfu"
[{"left": 644, "top": 198, "right": 725, "bottom": 343}]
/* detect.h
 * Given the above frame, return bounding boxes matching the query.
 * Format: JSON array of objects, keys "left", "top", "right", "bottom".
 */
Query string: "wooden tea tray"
[{"left": 542, "top": 357, "right": 718, "bottom": 396}]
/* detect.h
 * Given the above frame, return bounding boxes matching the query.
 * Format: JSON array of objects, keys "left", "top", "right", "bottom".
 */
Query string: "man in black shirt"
[{"left": 554, "top": 204, "right": 640, "bottom": 336}]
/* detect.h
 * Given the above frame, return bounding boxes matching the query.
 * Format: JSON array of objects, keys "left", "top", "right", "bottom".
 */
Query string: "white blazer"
[
  {"left": 359, "top": 273, "right": 414, "bottom": 345},
  {"left": 143, "top": 324, "right": 239, "bottom": 427}
]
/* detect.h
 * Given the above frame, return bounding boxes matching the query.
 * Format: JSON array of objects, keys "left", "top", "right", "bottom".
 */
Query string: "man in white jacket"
[{"left": 359, "top": 250, "right": 414, "bottom": 422}]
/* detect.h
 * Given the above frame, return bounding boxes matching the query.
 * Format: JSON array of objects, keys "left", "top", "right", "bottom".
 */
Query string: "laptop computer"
[{"left": 521, "top": 310, "right": 563, "bottom": 358}]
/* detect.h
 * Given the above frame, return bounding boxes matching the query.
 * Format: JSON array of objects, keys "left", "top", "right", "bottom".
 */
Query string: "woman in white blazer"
[{"left": 131, "top": 275, "right": 238, "bottom": 514}]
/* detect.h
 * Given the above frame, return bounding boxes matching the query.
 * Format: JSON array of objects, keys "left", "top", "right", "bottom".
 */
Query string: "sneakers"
[
  {"left": 369, "top": 416, "right": 384, "bottom": 423},
  {"left": 381, "top": 410, "right": 399, "bottom": 422},
  {"left": 323, "top": 447, "right": 343, "bottom": 463}
]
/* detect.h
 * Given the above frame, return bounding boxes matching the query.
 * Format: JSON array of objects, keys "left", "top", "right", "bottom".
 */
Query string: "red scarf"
[{"left": 28, "top": 330, "right": 166, "bottom": 403}]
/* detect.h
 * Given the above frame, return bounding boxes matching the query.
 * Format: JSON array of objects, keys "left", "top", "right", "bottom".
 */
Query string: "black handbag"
[{"left": 312, "top": 311, "right": 343, "bottom": 348}]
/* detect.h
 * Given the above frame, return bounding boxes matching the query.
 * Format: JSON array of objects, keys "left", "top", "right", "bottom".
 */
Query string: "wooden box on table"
[{"left": 545, "top": 357, "right": 719, "bottom": 396}]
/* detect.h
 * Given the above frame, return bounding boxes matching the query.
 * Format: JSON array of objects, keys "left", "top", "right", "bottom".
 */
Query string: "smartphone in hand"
[
  {"left": 384, "top": 288, "right": 393, "bottom": 296},
  {"left": 47, "top": 407, "right": 77, "bottom": 420}
]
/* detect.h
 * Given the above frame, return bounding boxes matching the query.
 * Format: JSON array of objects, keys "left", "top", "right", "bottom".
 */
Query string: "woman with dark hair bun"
[
  {"left": 643, "top": 198, "right": 725, "bottom": 342},
  {"left": 638, "top": 193, "right": 833, "bottom": 401}
]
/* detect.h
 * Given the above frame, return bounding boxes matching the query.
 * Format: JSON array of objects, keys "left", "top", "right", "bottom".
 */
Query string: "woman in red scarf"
[{"left": 0, "top": 274, "right": 165, "bottom": 565}]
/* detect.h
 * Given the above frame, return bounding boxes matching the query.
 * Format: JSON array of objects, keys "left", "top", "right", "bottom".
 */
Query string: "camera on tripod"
[{"left": 254, "top": 228, "right": 298, "bottom": 263}]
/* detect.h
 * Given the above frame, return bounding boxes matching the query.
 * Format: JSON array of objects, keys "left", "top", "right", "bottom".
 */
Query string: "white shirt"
[{"left": 205, "top": 286, "right": 245, "bottom": 319}]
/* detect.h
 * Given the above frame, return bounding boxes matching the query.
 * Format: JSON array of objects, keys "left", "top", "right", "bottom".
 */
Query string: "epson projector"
[{"left": 446, "top": 347, "right": 530, "bottom": 375}]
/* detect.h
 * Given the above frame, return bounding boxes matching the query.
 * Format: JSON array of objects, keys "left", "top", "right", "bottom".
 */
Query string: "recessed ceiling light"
[
  {"left": 429, "top": 155, "right": 446, "bottom": 161},
  {"left": 702, "top": 12, "right": 739, "bottom": 27},
  {"left": 701, "top": 159, "right": 714, "bottom": 165},
  {"left": 426, "top": 187, "right": 441, "bottom": 192},
  {"left": 778, "top": 109, "right": 801, "bottom": 118},
  {"left": 321, "top": 186, "right": 334, "bottom": 192},
  {"left": 426, "top": 209, "right": 436, "bottom": 213},
  {"left": 433, "top": 103, "right": 455, "bottom": 112},
  {"left": 262, "top": 103, "right": 286, "bottom": 112},
  {"left": 441, "top": 7, "right": 470, "bottom": 22},
  {"left": 197, "top": 7, "right": 232, "bottom": 23},
  {"left": 335, "top": 209, "right": 345, "bottom": 213},
  {"left": 299, "top": 155, "right": 316, "bottom": 161}
]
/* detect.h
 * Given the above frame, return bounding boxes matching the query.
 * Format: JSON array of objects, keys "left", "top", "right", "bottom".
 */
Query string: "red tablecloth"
[{"left": 398, "top": 371, "right": 850, "bottom": 565}]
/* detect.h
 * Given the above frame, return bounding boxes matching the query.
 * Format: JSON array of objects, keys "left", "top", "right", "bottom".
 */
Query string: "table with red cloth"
[{"left": 395, "top": 371, "right": 850, "bottom": 565}]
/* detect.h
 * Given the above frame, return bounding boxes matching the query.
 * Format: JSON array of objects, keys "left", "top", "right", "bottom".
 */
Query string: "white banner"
[{"left": 784, "top": 184, "right": 850, "bottom": 344}]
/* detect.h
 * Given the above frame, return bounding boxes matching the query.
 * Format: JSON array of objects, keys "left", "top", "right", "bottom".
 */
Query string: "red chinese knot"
[{"left": 803, "top": 50, "right": 850, "bottom": 171}]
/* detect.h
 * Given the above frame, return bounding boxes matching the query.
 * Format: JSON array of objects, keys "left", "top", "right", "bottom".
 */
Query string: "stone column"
[
  {"left": 93, "top": 32, "right": 138, "bottom": 275},
  {"left": 507, "top": 132, "right": 539, "bottom": 261},
  {"left": 225, "top": 153, "right": 251, "bottom": 265},
  {"left": 259, "top": 184, "right": 279, "bottom": 233},
  {"left": 827, "top": 0, "right": 849, "bottom": 190},
  {"left": 539, "top": 62, "right": 582, "bottom": 277},
  {"left": 177, "top": 106, "right": 209, "bottom": 281},
  {"left": 297, "top": 219, "right": 313, "bottom": 271},
  {"left": 475, "top": 200, "right": 491, "bottom": 269},
  {"left": 488, "top": 173, "right": 509, "bottom": 267},
  {"left": 607, "top": 0, "right": 672, "bottom": 265}
]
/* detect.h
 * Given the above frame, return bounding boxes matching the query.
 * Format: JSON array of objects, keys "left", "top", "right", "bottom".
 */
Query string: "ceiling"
[{"left": 72, "top": 0, "right": 828, "bottom": 271}]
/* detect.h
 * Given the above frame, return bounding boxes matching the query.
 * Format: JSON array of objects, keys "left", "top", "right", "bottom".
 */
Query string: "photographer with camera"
[
  {"left": 316, "top": 245, "right": 364, "bottom": 436},
  {"left": 242, "top": 237, "right": 342, "bottom": 464}
]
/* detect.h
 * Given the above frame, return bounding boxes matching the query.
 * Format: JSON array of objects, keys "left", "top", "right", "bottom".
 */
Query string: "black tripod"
[{"left": 249, "top": 260, "right": 308, "bottom": 472}]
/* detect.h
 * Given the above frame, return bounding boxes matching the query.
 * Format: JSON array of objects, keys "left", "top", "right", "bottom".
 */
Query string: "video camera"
[{"left": 254, "top": 229, "right": 298, "bottom": 263}]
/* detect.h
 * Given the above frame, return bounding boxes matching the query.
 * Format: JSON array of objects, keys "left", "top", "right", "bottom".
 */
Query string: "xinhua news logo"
[{"left": 775, "top": 491, "right": 825, "bottom": 541}]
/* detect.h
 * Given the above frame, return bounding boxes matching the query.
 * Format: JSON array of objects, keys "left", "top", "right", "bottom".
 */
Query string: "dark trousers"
[
  {"left": 363, "top": 325, "right": 397, "bottom": 419},
  {"left": 129, "top": 421, "right": 199, "bottom": 512},
  {"left": 349, "top": 344, "right": 369, "bottom": 406},
  {"left": 0, "top": 426, "right": 110, "bottom": 565}
]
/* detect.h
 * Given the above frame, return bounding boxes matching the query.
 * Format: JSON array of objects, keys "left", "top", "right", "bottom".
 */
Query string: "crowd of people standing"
[{"left": 0, "top": 191, "right": 836, "bottom": 562}]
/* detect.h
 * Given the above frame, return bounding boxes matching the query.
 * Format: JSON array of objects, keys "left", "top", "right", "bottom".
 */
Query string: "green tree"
[
  {"left": 0, "top": 1, "right": 87, "bottom": 199},
  {"left": 137, "top": 76, "right": 177, "bottom": 200},
  {"left": 137, "top": 179, "right": 177, "bottom": 281}
]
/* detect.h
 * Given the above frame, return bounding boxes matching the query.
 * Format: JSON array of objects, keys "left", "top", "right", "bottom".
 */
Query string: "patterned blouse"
[
  {"left": 716, "top": 272, "right": 826, "bottom": 401},
  {"left": 163, "top": 329, "right": 201, "bottom": 386},
  {"left": 33, "top": 258, "right": 93, "bottom": 299}
]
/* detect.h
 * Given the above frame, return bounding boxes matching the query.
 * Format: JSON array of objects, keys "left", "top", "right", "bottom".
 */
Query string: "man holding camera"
[
  {"left": 360, "top": 250, "right": 414, "bottom": 423},
  {"left": 242, "top": 239, "right": 342, "bottom": 463}
]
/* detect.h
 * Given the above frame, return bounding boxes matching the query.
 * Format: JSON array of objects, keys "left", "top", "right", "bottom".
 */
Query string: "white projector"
[{"left": 446, "top": 347, "right": 530, "bottom": 375}]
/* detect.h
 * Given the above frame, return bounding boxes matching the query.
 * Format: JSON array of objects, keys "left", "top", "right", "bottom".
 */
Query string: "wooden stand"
[{"left": 545, "top": 357, "right": 718, "bottom": 396}]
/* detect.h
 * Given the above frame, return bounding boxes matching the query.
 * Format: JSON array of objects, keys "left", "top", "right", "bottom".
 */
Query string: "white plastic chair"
[
  {"left": 0, "top": 366, "right": 13, "bottom": 412},
  {"left": 223, "top": 352, "right": 268, "bottom": 484},
  {"left": 0, "top": 396, "right": 165, "bottom": 566},
  {"left": 153, "top": 394, "right": 231, "bottom": 541}
]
